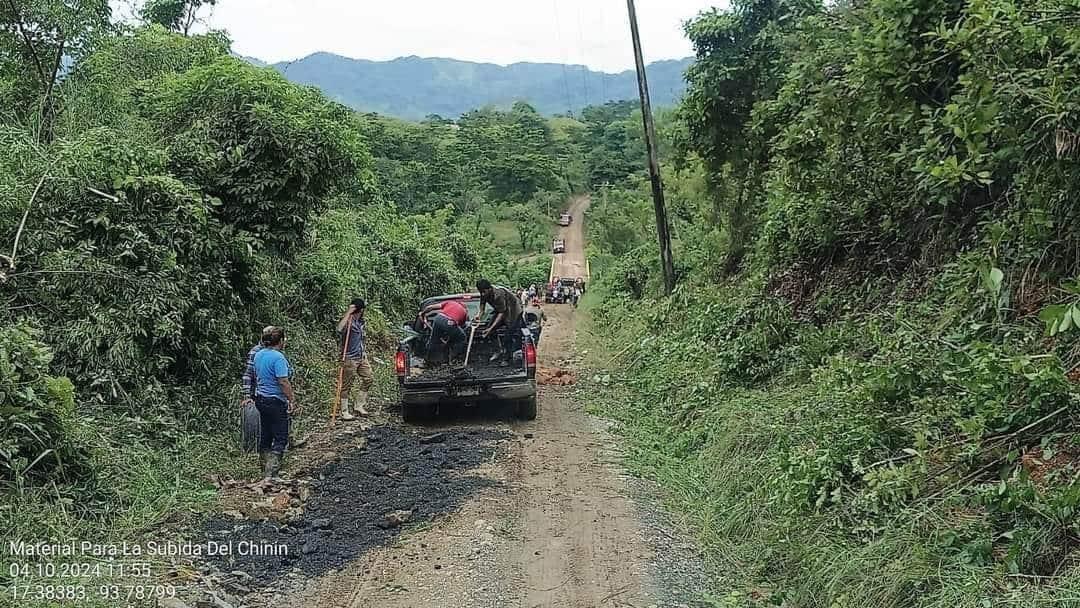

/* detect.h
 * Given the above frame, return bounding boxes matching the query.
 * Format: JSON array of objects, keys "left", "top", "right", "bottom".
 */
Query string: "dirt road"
[
  {"left": 186, "top": 196, "right": 705, "bottom": 608},
  {"left": 552, "top": 194, "right": 590, "bottom": 282}
]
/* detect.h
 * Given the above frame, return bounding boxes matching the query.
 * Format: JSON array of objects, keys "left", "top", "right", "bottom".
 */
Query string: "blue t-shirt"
[{"left": 254, "top": 348, "right": 290, "bottom": 401}]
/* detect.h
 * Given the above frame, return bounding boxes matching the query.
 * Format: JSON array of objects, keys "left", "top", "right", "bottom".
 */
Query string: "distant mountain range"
[{"left": 240, "top": 53, "right": 692, "bottom": 121}]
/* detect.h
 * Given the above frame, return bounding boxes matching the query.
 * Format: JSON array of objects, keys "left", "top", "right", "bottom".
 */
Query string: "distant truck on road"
[
  {"left": 396, "top": 293, "right": 538, "bottom": 422},
  {"left": 557, "top": 212, "right": 572, "bottom": 226},
  {"left": 552, "top": 238, "right": 566, "bottom": 254},
  {"left": 545, "top": 277, "right": 576, "bottom": 304}
]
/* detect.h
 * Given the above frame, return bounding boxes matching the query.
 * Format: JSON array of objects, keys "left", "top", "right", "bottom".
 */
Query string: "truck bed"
[
  {"left": 404, "top": 331, "right": 526, "bottom": 385},
  {"left": 408, "top": 362, "right": 524, "bottom": 382}
]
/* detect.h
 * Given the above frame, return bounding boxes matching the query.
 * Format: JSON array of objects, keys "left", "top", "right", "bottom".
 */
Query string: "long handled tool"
[
  {"left": 461, "top": 323, "right": 478, "bottom": 369},
  {"left": 329, "top": 319, "right": 353, "bottom": 427}
]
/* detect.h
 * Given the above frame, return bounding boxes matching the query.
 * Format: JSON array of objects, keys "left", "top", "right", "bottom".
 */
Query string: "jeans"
[
  {"left": 427, "top": 313, "right": 466, "bottom": 363},
  {"left": 255, "top": 395, "right": 289, "bottom": 455},
  {"left": 502, "top": 316, "right": 525, "bottom": 361}
]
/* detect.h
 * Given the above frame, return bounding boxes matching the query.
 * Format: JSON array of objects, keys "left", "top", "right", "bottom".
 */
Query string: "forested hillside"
[
  {"left": 263, "top": 53, "right": 692, "bottom": 120},
  {"left": 8, "top": 0, "right": 1080, "bottom": 605},
  {"left": 0, "top": 4, "right": 579, "bottom": 556},
  {"left": 581, "top": 0, "right": 1080, "bottom": 606}
]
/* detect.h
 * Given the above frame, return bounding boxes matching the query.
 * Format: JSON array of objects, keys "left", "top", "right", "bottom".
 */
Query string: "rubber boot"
[
  {"left": 263, "top": 452, "right": 281, "bottom": 480},
  {"left": 355, "top": 390, "right": 371, "bottom": 416},
  {"left": 339, "top": 398, "right": 356, "bottom": 421}
]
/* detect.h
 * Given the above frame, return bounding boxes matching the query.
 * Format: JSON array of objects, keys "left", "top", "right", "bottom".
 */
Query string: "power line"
[
  {"left": 550, "top": 0, "right": 575, "bottom": 116},
  {"left": 597, "top": 4, "right": 608, "bottom": 105},
  {"left": 575, "top": 1, "right": 590, "bottom": 108}
]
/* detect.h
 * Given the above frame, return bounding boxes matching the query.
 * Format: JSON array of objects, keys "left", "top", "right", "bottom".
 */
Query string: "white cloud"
[{"left": 132, "top": 0, "right": 724, "bottom": 72}]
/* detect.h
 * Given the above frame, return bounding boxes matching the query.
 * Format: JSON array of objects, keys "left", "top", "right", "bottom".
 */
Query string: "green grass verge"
[
  {"left": 0, "top": 349, "right": 403, "bottom": 608},
  {"left": 575, "top": 288, "right": 1080, "bottom": 608}
]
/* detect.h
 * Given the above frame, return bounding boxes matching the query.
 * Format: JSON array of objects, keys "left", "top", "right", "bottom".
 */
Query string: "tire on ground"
[
  {"left": 402, "top": 402, "right": 433, "bottom": 423},
  {"left": 517, "top": 395, "right": 538, "bottom": 420},
  {"left": 240, "top": 402, "right": 261, "bottom": 453}
]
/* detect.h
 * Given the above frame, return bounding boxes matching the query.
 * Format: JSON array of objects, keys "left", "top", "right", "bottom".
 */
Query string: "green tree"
[
  {"left": 0, "top": 0, "right": 111, "bottom": 136},
  {"left": 680, "top": 0, "right": 820, "bottom": 270},
  {"left": 139, "top": 0, "right": 217, "bottom": 36},
  {"left": 514, "top": 205, "right": 542, "bottom": 253},
  {"left": 144, "top": 57, "right": 375, "bottom": 250},
  {"left": 455, "top": 105, "right": 560, "bottom": 203}
]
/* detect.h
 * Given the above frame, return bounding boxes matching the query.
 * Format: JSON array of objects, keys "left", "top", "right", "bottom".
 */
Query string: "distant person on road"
[
  {"left": 336, "top": 298, "right": 373, "bottom": 420},
  {"left": 523, "top": 299, "right": 547, "bottom": 346},
  {"left": 572, "top": 286, "right": 582, "bottom": 308},
  {"left": 476, "top": 278, "right": 523, "bottom": 366},
  {"left": 253, "top": 326, "right": 297, "bottom": 480},
  {"left": 418, "top": 299, "right": 470, "bottom": 365}
]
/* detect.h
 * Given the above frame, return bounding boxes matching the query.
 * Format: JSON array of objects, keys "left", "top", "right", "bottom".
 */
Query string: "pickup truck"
[
  {"left": 544, "top": 277, "right": 577, "bottom": 304},
  {"left": 395, "top": 293, "right": 538, "bottom": 422},
  {"left": 557, "top": 212, "right": 572, "bottom": 226},
  {"left": 552, "top": 238, "right": 566, "bottom": 253}
]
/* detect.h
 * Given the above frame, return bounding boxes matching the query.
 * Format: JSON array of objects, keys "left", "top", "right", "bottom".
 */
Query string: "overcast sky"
[{"left": 115, "top": 0, "right": 724, "bottom": 73}]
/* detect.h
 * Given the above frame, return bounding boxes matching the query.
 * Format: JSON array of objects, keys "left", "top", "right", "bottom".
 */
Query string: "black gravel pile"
[
  {"left": 411, "top": 362, "right": 526, "bottom": 381},
  {"left": 202, "top": 426, "right": 508, "bottom": 584}
]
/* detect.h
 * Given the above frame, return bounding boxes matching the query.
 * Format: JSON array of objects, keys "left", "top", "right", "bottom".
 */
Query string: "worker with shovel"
[
  {"left": 336, "top": 298, "right": 373, "bottom": 420},
  {"left": 476, "top": 278, "right": 524, "bottom": 367}
]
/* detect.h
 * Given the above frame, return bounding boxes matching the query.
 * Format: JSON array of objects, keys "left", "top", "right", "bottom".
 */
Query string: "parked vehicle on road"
[
  {"left": 557, "top": 212, "right": 572, "bottom": 226},
  {"left": 552, "top": 238, "right": 566, "bottom": 253},
  {"left": 544, "top": 277, "right": 577, "bottom": 304},
  {"left": 396, "top": 293, "right": 538, "bottom": 422}
]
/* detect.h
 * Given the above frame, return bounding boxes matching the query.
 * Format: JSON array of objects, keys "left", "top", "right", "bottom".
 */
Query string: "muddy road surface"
[{"left": 181, "top": 196, "right": 707, "bottom": 608}]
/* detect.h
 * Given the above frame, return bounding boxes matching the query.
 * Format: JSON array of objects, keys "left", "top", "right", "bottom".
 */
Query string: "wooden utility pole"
[{"left": 626, "top": 0, "right": 676, "bottom": 295}]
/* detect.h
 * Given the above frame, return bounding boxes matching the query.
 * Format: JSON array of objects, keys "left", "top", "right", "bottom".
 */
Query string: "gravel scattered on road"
[{"left": 202, "top": 425, "right": 509, "bottom": 585}]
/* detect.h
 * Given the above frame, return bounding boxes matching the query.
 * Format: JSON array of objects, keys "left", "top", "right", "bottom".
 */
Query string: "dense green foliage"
[
  {"left": 360, "top": 101, "right": 569, "bottom": 212},
  {"left": 0, "top": 5, "right": 548, "bottom": 555},
  {"left": 0, "top": 324, "right": 83, "bottom": 486},
  {"left": 267, "top": 53, "right": 692, "bottom": 121},
  {"left": 357, "top": 102, "right": 583, "bottom": 258},
  {"left": 583, "top": 0, "right": 1080, "bottom": 605},
  {"left": 139, "top": 0, "right": 216, "bottom": 36}
]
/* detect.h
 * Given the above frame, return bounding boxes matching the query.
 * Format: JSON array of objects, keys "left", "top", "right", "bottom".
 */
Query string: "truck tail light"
[
  {"left": 395, "top": 351, "right": 407, "bottom": 376},
  {"left": 524, "top": 343, "right": 537, "bottom": 367}
]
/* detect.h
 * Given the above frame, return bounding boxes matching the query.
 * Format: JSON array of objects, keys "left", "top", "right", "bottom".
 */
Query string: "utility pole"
[{"left": 626, "top": 0, "right": 676, "bottom": 295}]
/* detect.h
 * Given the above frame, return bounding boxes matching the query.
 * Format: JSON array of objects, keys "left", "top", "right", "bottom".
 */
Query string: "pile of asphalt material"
[
  {"left": 412, "top": 361, "right": 525, "bottom": 381},
  {"left": 203, "top": 426, "right": 508, "bottom": 584}
]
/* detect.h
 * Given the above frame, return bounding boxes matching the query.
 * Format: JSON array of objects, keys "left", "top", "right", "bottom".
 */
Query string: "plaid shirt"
[
  {"left": 241, "top": 343, "right": 264, "bottom": 399},
  {"left": 342, "top": 317, "right": 366, "bottom": 360}
]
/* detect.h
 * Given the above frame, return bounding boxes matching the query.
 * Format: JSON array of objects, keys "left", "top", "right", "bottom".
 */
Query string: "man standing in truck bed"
[{"left": 476, "top": 278, "right": 523, "bottom": 367}]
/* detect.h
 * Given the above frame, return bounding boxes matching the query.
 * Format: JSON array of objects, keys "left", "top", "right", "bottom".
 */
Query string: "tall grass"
[{"left": 577, "top": 286, "right": 1080, "bottom": 608}]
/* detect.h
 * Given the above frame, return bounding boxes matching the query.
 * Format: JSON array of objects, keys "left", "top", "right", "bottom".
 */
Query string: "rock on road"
[{"left": 243, "top": 195, "right": 705, "bottom": 608}]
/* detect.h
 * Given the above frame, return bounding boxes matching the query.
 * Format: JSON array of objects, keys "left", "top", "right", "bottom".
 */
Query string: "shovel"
[{"left": 455, "top": 323, "right": 479, "bottom": 376}]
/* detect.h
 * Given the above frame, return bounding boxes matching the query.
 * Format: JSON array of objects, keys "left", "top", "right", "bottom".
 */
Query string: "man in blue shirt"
[
  {"left": 253, "top": 326, "right": 297, "bottom": 480},
  {"left": 336, "top": 298, "right": 372, "bottom": 420}
]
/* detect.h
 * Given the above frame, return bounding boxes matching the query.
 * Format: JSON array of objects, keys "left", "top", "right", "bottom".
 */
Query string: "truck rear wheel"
[
  {"left": 402, "top": 402, "right": 433, "bottom": 424},
  {"left": 516, "top": 395, "right": 538, "bottom": 420}
]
